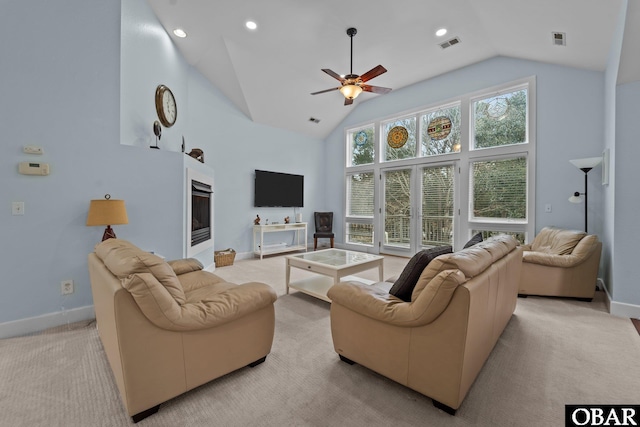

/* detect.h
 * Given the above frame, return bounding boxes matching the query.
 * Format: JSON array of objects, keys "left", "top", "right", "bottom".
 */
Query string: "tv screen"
[{"left": 254, "top": 170, "right": 304, "bottom": 207}]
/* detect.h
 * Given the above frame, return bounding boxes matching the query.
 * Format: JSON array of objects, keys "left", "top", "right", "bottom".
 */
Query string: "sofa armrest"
[
  {"left": 522, "top": 251, "right": 583, "bottom": 267},
  {"left": 328, "top": 269, "right": 465, "bottom": 327},
  {"left": 167, "top": 258, "right": 203, "bottom": 275}
]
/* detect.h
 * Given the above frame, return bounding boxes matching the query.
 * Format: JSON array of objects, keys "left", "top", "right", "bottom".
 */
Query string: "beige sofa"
[
  {"left": 518, "top": 227, "right": 602, "bottom": 300},
  {"left": 88, "top": 239, "right": 277, "bottom": 422},
  {"left": 327, "top": 235, "right": 522, "bottom": 414}
]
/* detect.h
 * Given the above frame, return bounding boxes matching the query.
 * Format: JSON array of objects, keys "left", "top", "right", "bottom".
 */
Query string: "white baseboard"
[
  {"left": 609, "top": 300, "right": 640, "bottom": 319},
  {"left": 0, "top": 305, "right": 95, "bottom": 339},
  {"left": 599, "top": 280, "right": 640, "bottom": 319}
]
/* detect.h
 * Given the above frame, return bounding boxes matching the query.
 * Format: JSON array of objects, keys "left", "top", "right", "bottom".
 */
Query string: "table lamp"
[{"left": 86, "top": 194, "right": 128, "bottom": 241}]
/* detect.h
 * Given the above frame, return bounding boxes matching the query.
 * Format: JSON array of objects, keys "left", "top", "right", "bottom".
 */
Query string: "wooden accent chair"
[{"left": 313, "top": 212, "right": 334, "bottom": 250}]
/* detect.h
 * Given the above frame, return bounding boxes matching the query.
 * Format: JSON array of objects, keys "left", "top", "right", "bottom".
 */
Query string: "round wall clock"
[{"left": 155, "top": 84, "right": 177, "bottom": 127}]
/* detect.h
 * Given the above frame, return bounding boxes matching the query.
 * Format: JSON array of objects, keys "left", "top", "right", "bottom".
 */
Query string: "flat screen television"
[{"left": 254, "top": 170, "right": 304, "bottom": 207}]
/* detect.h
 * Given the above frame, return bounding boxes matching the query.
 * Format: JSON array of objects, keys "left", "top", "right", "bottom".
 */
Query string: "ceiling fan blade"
[
  {"left": 321, "top": 69, "right": 345, "bottom": 82},
  {"left": 360, "top": 65, "right": 387, "bottom": 83},
  {"left": 311, "top": 87, "right": 341, "bottom": 95},
  {"left": 344, "top": 97, "right": 354, "bottom": 106},
  {"left": 361, "top": 84, "right": 392, "bottom": 94}
]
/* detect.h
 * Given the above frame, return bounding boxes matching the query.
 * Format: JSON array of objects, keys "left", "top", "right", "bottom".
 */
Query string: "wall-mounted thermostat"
[
  {"left": 18, "top": 161, "right": 50, "bottom": 176},
  {"left": 23, "top": 145, "right": 43, "bottom": 155}
]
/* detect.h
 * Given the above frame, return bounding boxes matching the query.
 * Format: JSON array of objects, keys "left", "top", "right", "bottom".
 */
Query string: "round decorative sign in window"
[
  {"left": 355, "top": 130, "right": 368, "bottom": 147},
  {"left": 486, "top": 97, "right": 509, "bottom": 119},
  {"left": 427, "top": 116, "right": 452, "bottom": 141},
  {"left": 387, "top": 126, "right": 409, "bottom": 148}
]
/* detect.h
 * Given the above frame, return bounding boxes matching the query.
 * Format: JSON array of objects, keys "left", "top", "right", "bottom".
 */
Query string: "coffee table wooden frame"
[{"left": 285, "top": 249, "right": 384, "bottom": 302}]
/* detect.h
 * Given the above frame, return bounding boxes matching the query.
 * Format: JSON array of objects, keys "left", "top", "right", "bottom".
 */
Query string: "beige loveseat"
[
  {"left": 327, "top": 235, "right": 522, "bottom": 414},
  {"left": 88, "top": 239, "right": 277, "bottom": 422},
  {"left": 518, "top": 227, "right": 602, "bottom": 300}
]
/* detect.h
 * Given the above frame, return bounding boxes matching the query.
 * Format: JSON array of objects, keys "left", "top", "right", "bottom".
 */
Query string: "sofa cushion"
[
  {"left": 389, "top": 245, "right": 452, "bottom": 302},
  {"left": 463, "top": 232, "right": 483, "bottom": 249},
  {"left": 530, "top": 227, "right": 586, "bottom": 255},
  {"left": 124, "top": 275, "right": 277, "bottom": 331},
  {"left": 95, "top": 239, "right": 186, "bottom": 304}
]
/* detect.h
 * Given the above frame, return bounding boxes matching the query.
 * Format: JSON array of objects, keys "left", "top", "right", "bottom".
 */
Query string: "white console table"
[{"left": 253, "top": 222, "right": 307, "bottom": 259}]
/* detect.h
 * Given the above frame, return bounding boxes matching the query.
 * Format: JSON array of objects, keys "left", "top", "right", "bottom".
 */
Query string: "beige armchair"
[
  {"left": 88, "top": 239, "right": 277, "bottom": 422},
  {"left": 518, "top": 227, "right": 602, "bottom": 300}
]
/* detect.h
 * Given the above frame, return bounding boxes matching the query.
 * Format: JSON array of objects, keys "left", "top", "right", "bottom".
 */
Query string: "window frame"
[{"left": 344, "top": 76, "right": 536, "bottom": 252}]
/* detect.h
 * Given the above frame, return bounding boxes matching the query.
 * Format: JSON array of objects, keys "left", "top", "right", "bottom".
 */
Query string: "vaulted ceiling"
[{"left": 147, "top": 0, "right": 638, "bottom": 140}]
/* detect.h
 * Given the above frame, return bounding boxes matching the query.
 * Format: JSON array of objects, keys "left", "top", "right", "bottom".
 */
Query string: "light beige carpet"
[{"left": 1, "top": 254, "right": 639, "bottom": 426}]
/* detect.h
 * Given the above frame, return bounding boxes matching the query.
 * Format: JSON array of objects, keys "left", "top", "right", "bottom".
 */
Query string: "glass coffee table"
[{"left": 285, "top": 249, "right": 384, "bottom": 302}]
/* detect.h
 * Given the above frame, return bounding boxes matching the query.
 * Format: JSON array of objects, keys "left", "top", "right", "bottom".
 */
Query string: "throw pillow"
[
  {"left": 463, "top": 232, "right": 483, "bottom": 249},
  {"left": 389, "top": 245, "right": 453, "bottom": 302}
]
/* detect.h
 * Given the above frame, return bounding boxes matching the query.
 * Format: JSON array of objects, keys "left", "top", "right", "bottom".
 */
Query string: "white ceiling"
[{"left": 147, "top": 0, "right": 637, "bottom": 140}]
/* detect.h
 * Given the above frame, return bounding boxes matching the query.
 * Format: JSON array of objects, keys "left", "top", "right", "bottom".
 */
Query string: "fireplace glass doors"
[{"left": 191, "top": 180, "right": 212, "bottom": 246}]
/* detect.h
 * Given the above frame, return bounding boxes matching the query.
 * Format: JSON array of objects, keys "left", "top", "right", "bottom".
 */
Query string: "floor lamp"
[{"left": 568, "top": 157, "right": 602, "bottom": 233}]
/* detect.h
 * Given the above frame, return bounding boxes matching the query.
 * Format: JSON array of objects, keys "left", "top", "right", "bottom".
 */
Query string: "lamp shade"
[
  {"left": 340, "top": 84, "right": 363, "bottom": 100},
  {"left": 86, "top": 199, "right": 128, "bottom": 226},
  {"left": 569, "top": 157, "right": 602, "bottom": 170},
  {"left": 568, "top": 194, "right": 583, "bottom": 204}
]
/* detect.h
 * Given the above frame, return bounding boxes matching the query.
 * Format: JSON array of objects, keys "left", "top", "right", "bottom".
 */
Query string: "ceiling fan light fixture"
[{"left": 340, "top": 84, "right": 363, "bottom": 100}]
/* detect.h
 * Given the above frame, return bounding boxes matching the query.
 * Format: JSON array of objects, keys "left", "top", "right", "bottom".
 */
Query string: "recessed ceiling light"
[
  {"left": 246, "top": 21, "right": 257, "bottom": 30},
  {"left": 435, "top": 28, "right": 447, "bottom": 37},
  {"left": 173, "top": 28, "right": 187, "bottom": 38}
]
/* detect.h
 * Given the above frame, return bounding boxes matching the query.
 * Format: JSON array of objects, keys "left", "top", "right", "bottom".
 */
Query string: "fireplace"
[{"left": 191, "top": 180, "right": 212, "bottom": 246}]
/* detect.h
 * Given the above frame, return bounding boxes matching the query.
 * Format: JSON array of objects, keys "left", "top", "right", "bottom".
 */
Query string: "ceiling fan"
[{"left": 311, "top": 27, "right": 392, "bottom": 106}]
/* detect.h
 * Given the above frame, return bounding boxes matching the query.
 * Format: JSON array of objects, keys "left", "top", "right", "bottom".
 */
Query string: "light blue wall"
[
  {"left": 1, "top": 0, "right": 636, "bottom": 332},
  {"left": 120, "top": 0, "right": 326, "bottom": 256},
  {"left": 602, "top": 0, "right": 627, "bottom": 297},
  {"left": 1, "top": 0, "right": 122, "bottom": 324},
  {"left": 613, "top": 80, "right": 640, "bottom": 306},
  {"left": 0, "top": 0, "right": 324, "bottom": 331},
  {"left": 324, "top": 56, "right": 605, "bottom": 244}
]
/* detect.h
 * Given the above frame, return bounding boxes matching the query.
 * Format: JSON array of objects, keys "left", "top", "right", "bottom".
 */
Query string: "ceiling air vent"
[
  {"left": 308, "top": 117, "right": 320, "bottom": 124},
  {"left": 439, "top": 37, "right": 461, "bottom": 49},
  {"left": 552, "top": 32, "right": 566, "bottom": 46}
]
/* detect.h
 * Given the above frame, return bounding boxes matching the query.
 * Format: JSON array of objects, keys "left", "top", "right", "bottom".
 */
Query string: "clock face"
[{"left": 155, "top": 85, "right": 177, "bottom": 127}]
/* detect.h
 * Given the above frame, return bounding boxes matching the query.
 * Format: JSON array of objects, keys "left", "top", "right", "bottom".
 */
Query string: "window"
[
  {"left": 345, "top": 77, "right": 535, "bottom": 251},
  {"left": 422, "top": 165, "right": 454, "bottom": 247},
  {"left": 347, "top": 173, "right": 374, "bottom": 217},
  {"left": 384, "top": 169, "right": 412, "bottom": 248},
  {"left": 421, "top": 104, "right": 461, "bottom": 156},
  {"left": 348, "top": 125, "right": 375, "bottom": 166},
  {"left": 382, "top": 116, "right": 417, "bottom": 161},
  {"left": 471, "top": 157, "right": 527, "bottom": 221},
  {"left": 472, "top": 88, "right": 527, "bottom": 150},
  {"left": 346, "top": 223, "right": 374, "bottom": 245},
  {"left": 346, "top": 172, "right": 375, "bottom": 246}
]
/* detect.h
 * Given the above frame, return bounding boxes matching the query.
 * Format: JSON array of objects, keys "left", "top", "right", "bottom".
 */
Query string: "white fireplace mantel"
[{"left": 185, "top": 157, "right": 214, "bottom": 263}]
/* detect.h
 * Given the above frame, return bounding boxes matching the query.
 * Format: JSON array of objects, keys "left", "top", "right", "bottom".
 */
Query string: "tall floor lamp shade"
[
  {"left": 86, "top": 194, "right": 128, "bottom": 241},
  {"left": 568, "top": 157, "right": 602, "bottom": 233}
]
